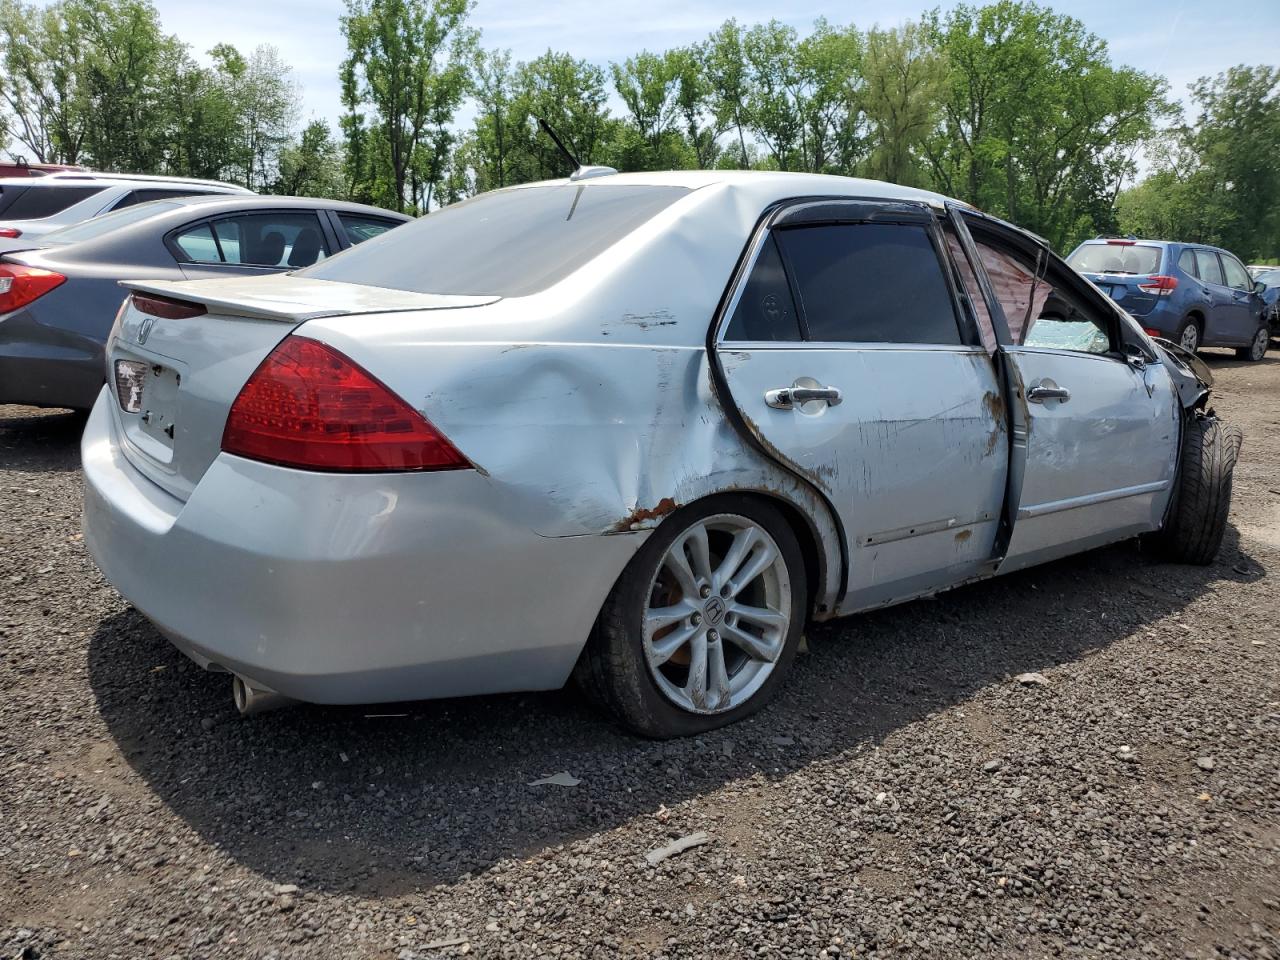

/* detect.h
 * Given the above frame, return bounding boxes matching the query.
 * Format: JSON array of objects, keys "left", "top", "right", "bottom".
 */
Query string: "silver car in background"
[{"left": 81, "top": 171, "right": 1241, "bottom": 738}]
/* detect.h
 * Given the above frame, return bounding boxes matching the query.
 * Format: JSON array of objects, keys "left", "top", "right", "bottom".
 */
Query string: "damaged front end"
[{"left": 1152, "top": 337, "right": 1213, "bottom": 411}]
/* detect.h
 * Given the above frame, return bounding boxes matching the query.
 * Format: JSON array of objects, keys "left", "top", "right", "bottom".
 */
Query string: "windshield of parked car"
[
  {"left": 40, "top": 199, "right": 187, "bottom": 244},
  {"left": 296, "top": 183, "right": 691, "bottom": 297},
  {"left": 1067, "top": 242, "right": 1162, "bottom": 276}
]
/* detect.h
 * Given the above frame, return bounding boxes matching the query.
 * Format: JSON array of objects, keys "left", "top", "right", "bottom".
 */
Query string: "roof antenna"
[{"left": 537, "top": 117, "right": 617, "bottom": 183}]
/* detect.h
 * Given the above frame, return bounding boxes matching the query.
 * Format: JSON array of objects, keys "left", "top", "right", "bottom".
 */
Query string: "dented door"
[{"left": 713, "top": 202, "right": 1009, "bottom": 611}]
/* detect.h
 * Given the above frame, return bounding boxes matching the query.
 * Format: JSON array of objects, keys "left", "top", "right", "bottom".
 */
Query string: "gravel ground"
[{"left": 1, "top": 351, "right": 1278, "bottom": 960}]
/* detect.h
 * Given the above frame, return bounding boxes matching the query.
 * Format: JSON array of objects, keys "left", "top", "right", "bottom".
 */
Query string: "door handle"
[
  {"left": 1027, "top": 381, "right": 1071, "bottom": 404},
  {"left": 765, "top": 385, "right": 843, "bottom": 409}
]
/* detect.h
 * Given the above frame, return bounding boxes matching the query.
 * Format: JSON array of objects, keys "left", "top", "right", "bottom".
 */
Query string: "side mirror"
[{"left": 1255, "top": 280, "right": 1267, "bottom": 295}]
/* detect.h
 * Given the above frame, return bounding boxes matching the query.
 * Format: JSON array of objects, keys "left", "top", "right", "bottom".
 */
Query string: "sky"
[{"left": 28, "top": 0, "right": 1280, "bottom": 132}]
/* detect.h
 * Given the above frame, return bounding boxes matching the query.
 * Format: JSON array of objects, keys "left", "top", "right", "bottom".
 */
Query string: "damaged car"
[{"left": 81, "top": 171, "right": 1242, "bottom": 738}]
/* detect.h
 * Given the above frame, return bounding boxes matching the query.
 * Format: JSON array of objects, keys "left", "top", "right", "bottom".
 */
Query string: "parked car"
[
  {"left": 1066, "top": 237, "right": 1269, "bottom": 361},
  {"left": 1246, "top": 264, "right": 1275, "bottom": 279},
  {"left": 82, "top": 171, "right": 1241, "bottom": 738},
  {"left": 0, "top": 158, "right": 88, "bottom": 178},
  {"left": 0, "top": 195, "right": 409, "bottom": 409},
  {"left": 0, "top": 172, "right": 250, "bottom": 240},
  {"left": 1253, "top": 267, "right": 1280, "bottom": 338}
]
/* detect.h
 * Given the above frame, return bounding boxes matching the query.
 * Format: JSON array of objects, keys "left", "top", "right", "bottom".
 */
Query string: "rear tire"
[
  {"left": 1176, "top": 317, "right": 1201, "bottom": 354},
  {"left": 1235, "top": 326, "right": 1269, "bottom": 361},
  {"left": 574, "top": 495, "right": 807, "bottom": 738},
  {"left": 1151, "top": 414, "right": 1243, "bottom": 565}
]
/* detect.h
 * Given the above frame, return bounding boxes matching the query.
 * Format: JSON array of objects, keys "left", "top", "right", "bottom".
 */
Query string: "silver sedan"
[{"left": 81, "top": 171, "right": 1241, "bottom": 737}]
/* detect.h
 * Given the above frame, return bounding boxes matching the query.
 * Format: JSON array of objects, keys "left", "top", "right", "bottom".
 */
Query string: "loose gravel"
[{"left": 1, "top": 352, "right": 1278, "bottom": 959}]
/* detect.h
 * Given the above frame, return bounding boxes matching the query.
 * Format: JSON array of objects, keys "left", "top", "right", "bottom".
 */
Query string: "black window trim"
[
  {"left": 715, "top": 195, "right": 974, "bottom": 349},
  {"left": 324, "top": 208, "right": 404, "bottom": 251},
  {"left": 165, "top": 207, "right": 338, "bottom": 269}
]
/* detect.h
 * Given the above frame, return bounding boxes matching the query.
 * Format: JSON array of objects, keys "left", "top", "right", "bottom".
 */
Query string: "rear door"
[
  {"left": 713, "top": 199, "right": 1008, "bottom": 611},
  {"left": 952, "top": 211, "right": 1179, "bottom": 573},
  {"left": 1193, "top": 248, "right": 1235, "bottom": 344},
  {"left": 1218, "top": 252, "right": 1261, "bottom": 342}
]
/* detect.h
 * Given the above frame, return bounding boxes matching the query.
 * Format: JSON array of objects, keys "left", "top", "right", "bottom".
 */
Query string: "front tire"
[
  {"left": 1235, "top": 326, "right": 1269, "bottom": 361},
  {"left": 574, "top": 495, "right": 807, "bottom": 738},
  {"left": 1151, "top": 414, "right": 1243, "bottom": 565}
]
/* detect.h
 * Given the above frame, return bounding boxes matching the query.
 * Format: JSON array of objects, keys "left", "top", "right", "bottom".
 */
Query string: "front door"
[
  {"left": 713, "top": 200, "right": 1008, "bottom": 611},
  {"left": 952, "top": 213, "right": 1181, "bottom": 573}
]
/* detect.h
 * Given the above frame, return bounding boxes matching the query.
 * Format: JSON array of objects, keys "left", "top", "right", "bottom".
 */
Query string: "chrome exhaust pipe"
[{"left": 231, "top": 674, "right": 294, "bottom": 716}]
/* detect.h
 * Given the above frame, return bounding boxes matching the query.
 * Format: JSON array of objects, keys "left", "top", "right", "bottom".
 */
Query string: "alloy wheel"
[
  {"left": 1249, "top": 327, "right": 1268, "bottom": 361},
  {"left": 642, "top": 514, "right": 792, "bottom": 715},
  {"left": 1179, "top": 322, "right": 1200, "bottom": 354}
]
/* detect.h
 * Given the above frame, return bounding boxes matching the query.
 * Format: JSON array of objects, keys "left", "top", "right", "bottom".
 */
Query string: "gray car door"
[
  {"left": 1192, "top": 248, "right": 1234, "bottom": 344},
  {"left": 951, "top": 211, "right": 1180, "bottom": 573},
  {"left": 713, "top": 199, "right": 1008, "bottom": 612}
]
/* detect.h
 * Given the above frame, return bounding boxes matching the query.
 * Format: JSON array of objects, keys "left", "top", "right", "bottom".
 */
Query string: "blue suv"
[{"left": 1066, "top": 237, "right": 1269, "bottom": 361}]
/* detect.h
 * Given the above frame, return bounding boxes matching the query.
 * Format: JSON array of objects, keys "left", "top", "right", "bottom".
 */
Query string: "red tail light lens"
[
  {"left": 1143, "top": 327, "right": 1163, "bottom": 338},
  {"left": 1137, "top": 275, "right": 1178, "bottom": 296},
  {"left": 0, "top": 263, "right": 65, "bottom": 312},
  {"left": 222, "top": 336, "right": 470, "bottom": 473},
  {"left": 0, "top": 227, "right": 22, "bottom": 239},
  {"left": 131, "top": 291, "right": 207, "bottom": 320}
]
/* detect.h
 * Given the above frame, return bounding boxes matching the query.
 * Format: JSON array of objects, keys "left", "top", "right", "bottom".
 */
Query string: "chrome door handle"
[
  {"left": 765, "top": 386, "right": 843, "bottom": 409},
  {"left": 1027, "top": 382, "right": 1071, "bottom": 404}
]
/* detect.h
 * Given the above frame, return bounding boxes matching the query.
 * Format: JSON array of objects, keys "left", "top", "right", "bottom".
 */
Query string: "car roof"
[
  {"left": 147, "top": 194, "right": 411, "bottom": 219},
  {"left": 0, "top": 174, "right": 248, "bottom": 192}
]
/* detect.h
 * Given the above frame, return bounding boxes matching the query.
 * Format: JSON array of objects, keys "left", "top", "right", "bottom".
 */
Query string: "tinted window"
[
  {"left": 1195, "top": 249, "right": 1225, "bottom": 286},
  {"left": 299, "top": 184, "right": 689, "bottom": 297},
  {"left": 1178, "top": 248, "right": 1198, "bottom": 277},
  {"left": 42, "top": 200, "right": 186, "bottom": 244},
  {"left": 0, "top": 185, "right": 106, "bottom": 220},
  {"left": 774, "top": 223, "right": 959, "bottom": 344},
  {"left": 175, "top": 212, "right": 329, "bottom": 267},
  {"left": 1067, "top": 242, "right": 1162, "bottom": 275},
  {"left": 724, "top": 236, "right": 801, "bottom": 342},
  {"left": 1221, "top": 254, "right": 1251, "bottom": 291},
  {"left": 338, "top": 213, "right": 400, "bottom": 245},
  {"left": 114, "top": 188, "right": 210, "bottom": 209}
]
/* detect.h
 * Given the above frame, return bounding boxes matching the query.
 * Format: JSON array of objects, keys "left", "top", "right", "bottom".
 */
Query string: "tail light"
[
  {"left": 0, "top": 227, "right": 22, "bottom": 239},
  {"left": 0, "top": 263, "right": 65, "bottom": 312},
  {"left": 1137, "top": 275, "right": 1178, "bottom": 296},
  {"left": 1143, "top": 327, "right": 1163, "bottom": 338},
  {"left": 131, "top": 291, "right": 206, "bottom": 320},
  {"left": 222, "top": 335, "right": 470, "bottom": 473}
]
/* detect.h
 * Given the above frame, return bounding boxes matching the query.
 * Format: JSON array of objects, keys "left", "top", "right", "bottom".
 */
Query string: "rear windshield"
[
  {"left": 0, "top": 184, "right": 107, "bottom": 221},
  {"left": 41, "top": 199, "right": 186, "bottom": 244},
  {"left": 1067, "top": 242, "right": 1162, "bottom": 276},
  {"left": 297, "top": 183, "right": 690, "bottom": 297}
]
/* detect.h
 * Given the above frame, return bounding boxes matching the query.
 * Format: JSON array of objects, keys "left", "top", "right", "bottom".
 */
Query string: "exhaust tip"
[{"left": 232, "top": 674, "right": 294, "bottom": 716}]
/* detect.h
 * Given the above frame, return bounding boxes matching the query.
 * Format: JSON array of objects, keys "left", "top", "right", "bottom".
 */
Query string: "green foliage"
[
  {"left": 339, "top": 0, "right": 476, "bottom": 212},
  {"left": 1, "top": 0, "right": 1276, "bottom": 254}
]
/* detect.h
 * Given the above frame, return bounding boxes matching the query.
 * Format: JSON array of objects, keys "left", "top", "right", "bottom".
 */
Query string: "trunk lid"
[
  {"left": 1080, "top": 272, "right": 1159, "bottom": 317},
  {"left": 107, "top": 275, "right": 496, "bottom": 501}
]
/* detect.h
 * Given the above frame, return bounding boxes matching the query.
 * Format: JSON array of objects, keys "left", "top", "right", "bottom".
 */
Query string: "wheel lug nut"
[
  {"left": 699, "top": 585, "right": 711, "bottom": 598},
  {"left": 691, "top": 613, "right": 701, "bottom": 626},
  {"left": 720, "top": 585, "right": 731, "bottom": 597},
  {"left": 708, "top": 630, "right": 719, "bottom": 642}
]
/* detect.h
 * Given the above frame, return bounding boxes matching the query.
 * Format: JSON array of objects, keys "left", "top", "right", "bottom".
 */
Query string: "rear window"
[
  {"left": 0, "top": 185, "right": 107, "bottom": 221},
  {"left": 42, "top": 200, "right": 186, "bottom": 244},
  {"left": 298, "top": 184, "right": 690, "bottom": 297},
  {"left": 1067, "top": 242, "right": 1162, "bottom": 276}
]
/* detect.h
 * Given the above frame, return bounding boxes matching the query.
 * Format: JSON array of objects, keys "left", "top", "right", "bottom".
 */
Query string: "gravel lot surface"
[{"left": 1, "top": 352, "right": 1278, "bottom": 959}]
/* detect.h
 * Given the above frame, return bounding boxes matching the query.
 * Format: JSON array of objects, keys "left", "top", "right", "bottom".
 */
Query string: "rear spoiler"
[{"left": 120, "top": 276, "right": 497, "bottom": 324}]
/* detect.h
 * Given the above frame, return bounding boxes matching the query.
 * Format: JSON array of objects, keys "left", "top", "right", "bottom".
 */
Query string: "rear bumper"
[{"left": 81, "top": 391, "right": 642, "bottom": 705}]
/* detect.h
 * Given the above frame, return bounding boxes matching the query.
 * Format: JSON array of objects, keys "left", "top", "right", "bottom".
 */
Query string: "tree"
[
  {"left": 340, "top": 0, "right": 476, "bottom": 211},
  {"left": 275, "top": 120, "right": 345, "bottom": 197},
  {"left": 860, "top": 21, "right": 944, "bottom": 187},
  {"left": 213, "top": 44, "right": 300, "bottom": 190}
]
